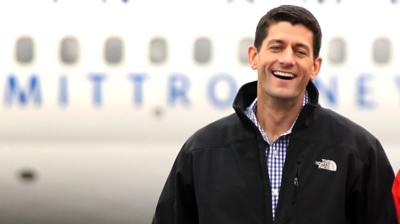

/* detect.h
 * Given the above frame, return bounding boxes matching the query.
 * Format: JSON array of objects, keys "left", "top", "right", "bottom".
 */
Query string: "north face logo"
[{"left": 315, "top": 159, "right": 337, "bottom": 172}]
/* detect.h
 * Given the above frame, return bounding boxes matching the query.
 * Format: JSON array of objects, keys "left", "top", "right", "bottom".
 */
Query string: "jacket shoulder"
[
  {"left": 314, "top": 107, "right": 383, "bottom": 155},
  {"left": 182, "top": 113, "right": 253, "bottom": 152},
  {"left": 316, "top": 107, "right": 375, "bottom": 139}
]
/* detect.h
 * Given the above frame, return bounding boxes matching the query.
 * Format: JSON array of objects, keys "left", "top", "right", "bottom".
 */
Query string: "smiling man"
[
  {"left": 153, "top": 5, "right": 397, "bottom": 224},
  {"left": 248, "top": 19, "right": 321, "bottom": 144}
]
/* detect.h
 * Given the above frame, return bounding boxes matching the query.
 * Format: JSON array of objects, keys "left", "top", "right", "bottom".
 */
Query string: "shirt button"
[
  {"left": 272, "top": 188, "right": 279, "bottom": 196},
  {"left": 272, "top": 150, "right": 279, "bottom": 157}
]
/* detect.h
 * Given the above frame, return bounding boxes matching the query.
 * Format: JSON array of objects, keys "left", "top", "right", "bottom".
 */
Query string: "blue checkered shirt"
[{"left": 244, "top": 92, "right": 309, "bottom": 220}]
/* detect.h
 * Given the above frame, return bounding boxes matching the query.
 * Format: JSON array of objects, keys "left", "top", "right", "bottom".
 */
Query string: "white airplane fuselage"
[{"left": 0, "top": 0, "right": 399, "bottom": 223}]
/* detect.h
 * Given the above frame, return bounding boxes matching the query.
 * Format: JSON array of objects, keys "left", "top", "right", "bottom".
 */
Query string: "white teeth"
[{"left": 273, "top": 71, "right": 295, "bottom": 78}]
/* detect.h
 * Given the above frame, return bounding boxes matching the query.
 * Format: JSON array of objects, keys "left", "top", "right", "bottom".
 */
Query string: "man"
[{"left": 153, "top": 5, "right": 396, "bottom": 224}]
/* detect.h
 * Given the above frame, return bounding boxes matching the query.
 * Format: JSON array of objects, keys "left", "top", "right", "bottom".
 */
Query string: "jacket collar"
[
  {"left": 233, "top": 81, "right": 320, "bottom": 128},
  {"left": 233, "top": 81, "right": 319, "bottom": 112}
]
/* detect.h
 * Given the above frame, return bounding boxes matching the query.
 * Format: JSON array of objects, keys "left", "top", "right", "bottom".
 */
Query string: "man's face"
[{"left": 248, "top": 21, "right": 322, "bottom": 102}]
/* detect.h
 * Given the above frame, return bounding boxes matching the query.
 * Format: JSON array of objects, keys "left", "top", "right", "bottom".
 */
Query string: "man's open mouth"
[{"left": 272, "top": 71, "right": 295, "bottom": 80}]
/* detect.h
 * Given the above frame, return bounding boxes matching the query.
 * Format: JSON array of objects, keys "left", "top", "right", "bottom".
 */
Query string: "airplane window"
[
  {"left": 194, "top": 37, "right": 212, "bottom": 64},
  {"left": 373, "top": 37, "right": 391, "bottom": 64},
  {"left": 104, "top": 37, "right": 124, "bottom": 64},
  {"left": 16, "top": 36, "right": 34, "bottom": 64},
  {"left": 239, "top": 37, "right": 253, "bottom": 65},
  {"left": 327, "top": 38, "right": 346, "bottom": 64},
  {"left": 60, "top": 37, "right": 79, "bottom": 64},
  {"left": 149, "top": 37, "right": 167, "bottom": 64}
]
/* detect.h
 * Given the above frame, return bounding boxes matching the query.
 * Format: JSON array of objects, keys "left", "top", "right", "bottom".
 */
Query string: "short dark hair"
[{"left": 254, "top": 5, "right": 322, "bottom": 59}]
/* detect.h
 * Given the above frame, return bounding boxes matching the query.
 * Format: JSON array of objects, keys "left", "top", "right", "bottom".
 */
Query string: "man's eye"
[
  {"left": 296, "top": 50, "right": 307, "bottom": 56},
  {"left": 270, "top": 46, "right": 282, "bottom": 51}
]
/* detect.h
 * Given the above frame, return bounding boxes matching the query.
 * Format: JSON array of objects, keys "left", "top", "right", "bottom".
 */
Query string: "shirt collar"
[{"left": 245, "top": 91, "right": 309, "bottom": 144}]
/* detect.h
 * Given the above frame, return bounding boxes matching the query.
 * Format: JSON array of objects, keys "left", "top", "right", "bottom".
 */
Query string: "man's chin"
[
  {"left": 265, "top": 90, "right": 301, "bottom": 102},
  {"left": 267, "top": 89, "right": 296, "bottom": 99}
]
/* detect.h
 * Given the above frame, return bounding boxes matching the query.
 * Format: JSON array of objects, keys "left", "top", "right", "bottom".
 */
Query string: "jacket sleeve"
[
  {"left": 393, "top": 170, "right": 400, "bottom": 224},
  {"left": 152, "top": 143, "right": 198, "bottom": 224},
  {"left": 349, "top": 139, "right": 397, "bottom": 224}
]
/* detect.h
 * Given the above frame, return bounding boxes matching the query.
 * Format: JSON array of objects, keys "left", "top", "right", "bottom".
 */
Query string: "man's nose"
[{"left": 278, "top": 49, "right": 295, "bottom": 66}]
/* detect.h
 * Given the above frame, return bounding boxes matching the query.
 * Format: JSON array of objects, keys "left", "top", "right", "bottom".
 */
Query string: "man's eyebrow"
[
  {"left": 295, "top": 43, "right": 311, "bottom": 51},
  {"left": 266, "top": 39, "right": 284, "bottom": 45},
  {"left": 266, "top": 39, "right": 311, "bottom": 52}
]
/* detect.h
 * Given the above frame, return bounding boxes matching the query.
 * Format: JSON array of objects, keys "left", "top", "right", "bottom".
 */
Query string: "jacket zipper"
[{"left": 293, "top": 161, "right": 301, "bottom": 205}]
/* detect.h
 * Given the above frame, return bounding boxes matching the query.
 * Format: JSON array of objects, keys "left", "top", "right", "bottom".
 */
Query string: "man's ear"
[
  {"left": 310, "top": 57, "right": 322, "bottom": 80},
  {"left": 248, "top": 45, "right": 258, "bottom": 70}
]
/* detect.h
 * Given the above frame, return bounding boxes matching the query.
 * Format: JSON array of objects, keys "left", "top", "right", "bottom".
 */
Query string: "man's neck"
[{"left": 256, "top": 92, "right": 304, "bottom": 143}]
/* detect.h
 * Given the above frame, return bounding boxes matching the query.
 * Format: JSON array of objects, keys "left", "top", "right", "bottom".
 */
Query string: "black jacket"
[{"left": 153, "top": 81, "right": 397, "bottom": 224}]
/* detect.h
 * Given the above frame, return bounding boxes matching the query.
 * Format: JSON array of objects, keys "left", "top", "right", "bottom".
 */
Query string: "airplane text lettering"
[
  {"left": 2, "top": 73, "right": 399, "bottom": 110},
  {"left": 4, "top": 74, "right": 42, "bottom": 106},
  {"left": 89, "top": 73, "right": 106, "bottom": 107},
  {"left": 357, "top": 73, "right": 376, "bottom": 109},
  {"left": 129, "top": 73, "right": 148, "bottom": 107}
]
